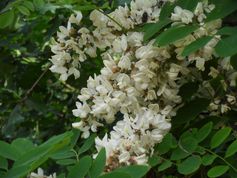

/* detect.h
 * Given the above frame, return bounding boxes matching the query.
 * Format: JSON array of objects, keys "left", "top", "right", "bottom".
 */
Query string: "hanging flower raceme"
[{"left": 49, "top": 0, "right": 237, "bottom": 170}]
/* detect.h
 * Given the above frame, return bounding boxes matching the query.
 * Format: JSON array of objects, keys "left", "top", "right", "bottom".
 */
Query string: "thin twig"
[{"left": 20, "top": 66, "right": 50, "bottom": 103}]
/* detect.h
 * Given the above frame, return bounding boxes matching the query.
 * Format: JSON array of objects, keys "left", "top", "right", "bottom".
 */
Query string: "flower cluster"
[
  {"left": 49, "top": 0, "right": 237, "bottom": 170},
  {"left": 29, "top": 168, "right": 56, "bottom": 178}
]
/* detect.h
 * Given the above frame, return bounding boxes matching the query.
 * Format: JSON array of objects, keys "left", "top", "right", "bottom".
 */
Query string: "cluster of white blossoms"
[
  {"left": 50, "top": 0, "right": 237, "bottom": 170},
  {"left": 29, "top": 168, "right": 56, "bottom": 178}
]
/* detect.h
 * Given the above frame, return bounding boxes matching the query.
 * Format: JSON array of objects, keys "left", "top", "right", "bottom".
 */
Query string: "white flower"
[{"left": 171, "top": 6, "right": 194, "bottom": 24}]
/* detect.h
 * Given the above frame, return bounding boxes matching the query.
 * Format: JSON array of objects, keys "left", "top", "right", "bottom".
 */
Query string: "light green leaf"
[
  {"left": 115, "top": 165, "right": 150, "bottom": 178},
  {"left": 89, "top": 148, "right": 106, "bottom": 178},
  {"left": 11, "top": 138, "right": 35, "bottom": 155},
  {"left": 68, "top": 156, "right": 92, "bottom": 178},
  {"left": 0, "top": 141, "right": 20, "bottom": 160},
  {"left": 158, "top": 160, "right": 172, "bottom": 172},
  {"left": 202, "top": 154, "right": 217, "bottom": 166},
  {"left": 207, "top": 165, "right": 229, "bottom": 177},
  {"left": 143, "top": 19, "right": 171, "bottom": 42},
  {"left": 155, "top": 25, "right": 198, "bottom": 46},
  {"left": 210, "top": 127, "right": 231, "bottom": 149},
  {"left": 0, "top": 10, "right": 14, "bottom": 29},
  {"left": 23, "top": 1, "right": 35, "bottom": 11},
  {"left": 196, "top": 122, "right": 213, "bottom": 143},
  {"left": 148, "top": 155, "right": 162, "bottom": 167},
  {"left": 17, "top": 6, "right": 30, "bottom": 16},
  {"left": 177, "top": 156, "right": 201, "bottom": 175},
  {"left": 225, "top": 140, "right": 237, "bottom": 158},
  {"left": 182, "top": 36, "right": 213, "bottom": 56},
  {"left": 215, "top": 34, "right": 237, "bottom": 57}
]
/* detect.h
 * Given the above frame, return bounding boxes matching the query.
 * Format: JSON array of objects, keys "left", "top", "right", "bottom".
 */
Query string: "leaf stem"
[{"left": 203, "top": 147, "right": 237, "bottom": 172}]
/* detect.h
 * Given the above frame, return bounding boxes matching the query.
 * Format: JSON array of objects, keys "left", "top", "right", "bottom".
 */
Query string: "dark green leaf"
[
  {"left": 217, "top": 27, "right": 237, "bottom": 36},
  {"left": 172, "top": 98, "right": 210, "bottom": 126},
  {"left": 68, "top": 156, "right": 92, "bottom": 178},
  {"left": 178, "top": 82, "right": 199, "bottom": 101},
  {"left": 155, "top": 25, "right": 198, "bottom": 46},
  {"left": 179, "top": 135, "right": 198, "bottom": 153},
  {"left": 159, "top": 2, "right": 175, "bottom": 20},
  {"left": 225, "top": 140, "right": 237, "bottom": 158},
  {"left": 171, "top": 147, "right": 190, "bottom": 161},
  {"left": 182, "top": 36, "right": 213, "bottom": 56},
  {"left": 143, "top": 19, "right": 171, "bottom": 42},
  {"left": 230, "top": 54, "right": 237, "bottom": 70},
  {"left": 176, "top": 0, "right": 199, "bottom": 11},
  {"left": 210, "top": 127, "right": 231, "bottom": 149},
  {"left": 196, "top": 122, "right": 213, "bottom": 143},
  {"left": 148, "top": 155, "right": 162, "bottom": 167},
  {"left": 158, "top": 160, "right": 172, "bottom": 172},
  {"left": 56, "top": 159, "right": 77, "bottom": 166},
  {"left": 207, "top": 165, "right": 229, "bottom": 177},
  {"left": 215, "top": 34, "right": 237, "bottom": 57},
  {"left": 78, "top": 134, "right": 96, "bottom": 155},
  {"left": 115, "top": 165, "right": 150, "bottom": 178},
  {"left": 156, "top": 133, "right": 177, "bottom": 154},
  {"left": 202, "top": 154, "right": 217, "bottom": 166},
  {"left": 0, "top": 157, "right": 8, "bottom": 170},
  {"left": 177, "top": 156, "right": 201, "bottom": 175},
  {"left": 206, "top": 0, "right": 237, "bottom": 22}
]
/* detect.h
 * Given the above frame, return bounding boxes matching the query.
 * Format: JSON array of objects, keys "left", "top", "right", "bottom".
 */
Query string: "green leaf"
[
  {"left": 159, "top": 2, "right": 175, "bottom": 20},
  {"left": 178, "top": 82, "right": 199, "bottom": 101},
  {"left": 68, "top": 156, "right": 92, "bottom": 178},
  {"left": 23, "top": 1, "right": 35, "bottom": 11},
  {"left": 78, "top": 134, "right": 96, "bottom": 155},
  {"left": 155, "top": 25, "right": 198, "bottom": 46},
  {"left": 0, "top": 10, "right": 14, "bottom": 29},
  {"left": 196, "top": 122, "right": 213, "bottom": 143},
  {"left": 156, "top": 133, "right": 177, "bottom": 154},
  {"left": 176, "top": 0, "right": 199, "bottom": 11},
  {"left": 115, "top": 165, "right": 150, "bottom": 178},
  {"left": 0, "top": 157, "right": 8, "bottom": 170},
  {"left": 172, "top": 98, "right": 210, "bottom": 126},
  {"left": 33, "top": 0, "right": 44, "bottom": 8},
  {"left": 158, "top": 160, "right": 172, "bottom": 172},
  {"left": 217, "top": 27, "right": 237, "bottom": 36},
  {"left": 182, "top": 36, "right": 213, "bottom": 56},
  {"left": 215, "top": 34, "right": 237, "bottom": 57},
  {"left": 179, "top": 134, "right": 198, "bottom": 153},
  {"left": 56, "top": 159, "right": 77, "bottom": 166},
  {"left": 178, "top": 156, "right": 201, "bottom": 175},
  {"left": 143, "top": 19, "right": 171, "bottom": 42},
  {"left": 225, "top": 140, "right": 237, "bottom": 158},
  {"left": 51, "top": 148, "right": 75, "bottom": 160},
  {"left": 11, "top": 138, "right": 35, "bottom": 155},
  {"left": 206, "top": 0, "right": 237, "bottom": 22},
  {"left": 210, "top": 127, "right": 231, "bottom": 149},
  {"left": 148, "top": 156, "right": 162, "bottom": 167},
  {"left": 207, "top": 165, "right": 229, "bottom": 178},
  {"left": 17, "top": 6, "right": 30, "bottom": 16},
  {"left": 171, "top": 147, "right": 190, "bottom": 161},
  {"left": 89, "top": 148, "right": 106, "bottom": 178},
  {"left": 0, "top": 141, "right": 20, "bottom": 160},
  {"left": 202, "top": 154, "right": 217, "bottom": 166},
  {"left": 99, "top": 172, "right": 132, "bottom": 178}
]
